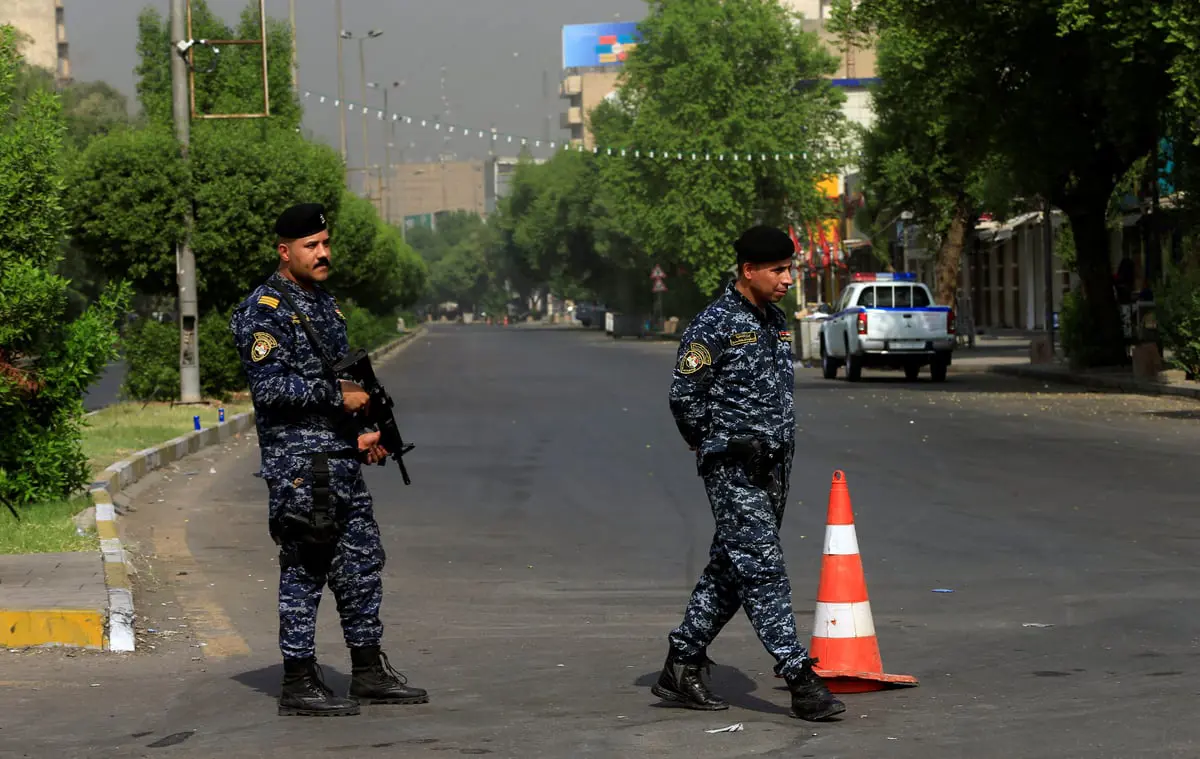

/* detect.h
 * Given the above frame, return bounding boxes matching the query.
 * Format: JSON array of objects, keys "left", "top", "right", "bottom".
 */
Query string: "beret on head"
[
  {"left": 734, "top": 225, "right": 795, "bottom": 264},
  {"left": 274, "top": 203, "right": 328, "bottom": 239}
]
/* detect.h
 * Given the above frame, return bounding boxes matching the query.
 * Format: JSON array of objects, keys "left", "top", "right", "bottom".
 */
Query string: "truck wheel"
[
  {"left": 820, "top": 341, "right": 839, "bottom": 379},
  {"left": 930, "top": 356, "right": 949, "bottom": 382},
  {"left": 904, "top": 362, "right": 921, "bottom": 381},
  {"left": 844, "top": 338, "right": 862, "bottom": 381}
]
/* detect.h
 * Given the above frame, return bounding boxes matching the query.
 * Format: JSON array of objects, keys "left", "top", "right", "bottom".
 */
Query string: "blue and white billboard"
[{"left": 562, "top": 22, "right": 642, "bottom": 69}]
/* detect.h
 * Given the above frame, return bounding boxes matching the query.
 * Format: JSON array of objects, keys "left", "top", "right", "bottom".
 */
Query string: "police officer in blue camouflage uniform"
[
  {"left": 653, "top": 225, "right": 845, "bottom": 722},
  {"left": 231, "top": 203, "right": 427, "bottom": 717}
]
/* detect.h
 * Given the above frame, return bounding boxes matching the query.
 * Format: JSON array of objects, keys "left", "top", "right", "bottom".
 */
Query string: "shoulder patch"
[
  {"left": 678, "top": 342, "right": 713, "bottom": 375},
  {"left": 334, "top": 307, "right": 345, "bottom": 321},
  {"left": 251, "top": 331, "right": 280, "bottom": 362},
  {"left": 779, "top": 330, "right": 792, "bottom": 342},
  {"left": 291, "top": 314, "right": 301, "bottom": 324},
  {"left": 257, "top": 295, "right": 280, "bottom": 309},
  {"left": 730, "top": 331, "right": 759, "bottom": 346}
]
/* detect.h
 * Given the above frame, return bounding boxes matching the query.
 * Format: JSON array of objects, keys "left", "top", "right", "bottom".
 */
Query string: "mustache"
[{"left": 314, "top": 259, "right": 330, "bottom": 269}]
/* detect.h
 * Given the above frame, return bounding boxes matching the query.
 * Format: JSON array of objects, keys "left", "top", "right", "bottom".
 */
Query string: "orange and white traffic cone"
[{"left": 809, "top": 470, "right": 919, "bottom": 693}]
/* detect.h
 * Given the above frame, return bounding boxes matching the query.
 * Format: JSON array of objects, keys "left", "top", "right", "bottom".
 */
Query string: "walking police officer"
[
  {"left": 231, "top": 203, "right": 427, "bottom": 717},
  {"left": 653, "top": 225, "right": 845, "bottom": 722}
]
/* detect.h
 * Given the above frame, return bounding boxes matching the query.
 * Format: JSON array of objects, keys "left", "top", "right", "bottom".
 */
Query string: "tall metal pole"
[
  {"left": 336, "top": 0, "right": 346, "bottom": 162},
  {"left": 382, "top": 85, "right": 391, "bottom": 224},
  {"left": 288, "top": 0, "right": 298, "bottom": 91},
  {"left": 170, "top": 0, "right": 201, "bottom": 403},
  {"left": 359, "top": 38, "right": 370, "bottom": 197},
  {"left": 1043, "top": 196, "right": 1056, "bottom": 353}
]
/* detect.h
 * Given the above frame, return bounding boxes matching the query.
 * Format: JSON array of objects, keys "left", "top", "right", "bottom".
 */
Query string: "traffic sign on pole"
[
  {"left": 652, "top": 279, "right": 668, "bottom": 293},
  {"left": 650, "top": 264, "right": 666, "bottom": 280}
]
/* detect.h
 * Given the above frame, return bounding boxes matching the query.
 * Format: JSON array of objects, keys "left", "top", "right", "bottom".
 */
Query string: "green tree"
[
  {"left": 0, "top": 26, "right": 130, "bottom": 507},
  {"left": 844, "top": 0, "right": 1176, "bottom": 364},
  {"left": 834, "top": 0, "right": 1025, "bottom": 310},
  {"left": 589, "top": 0, "right": 852, "bottom": 295}
]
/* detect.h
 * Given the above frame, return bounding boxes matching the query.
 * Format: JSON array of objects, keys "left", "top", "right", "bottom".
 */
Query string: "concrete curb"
[
  {"left": 83, "top": 327, "right": 424, "bottom": 652},
  {"left": 987, "top": 362, "right": 1200, "bottom": 401}
]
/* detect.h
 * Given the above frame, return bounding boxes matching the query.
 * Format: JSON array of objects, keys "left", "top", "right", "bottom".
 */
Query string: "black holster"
[
  {"left": 275, "top": 452, "right": 339, "bottom": 545},
  {"left": 724, "top": 436, "right": 784, "bottom": 494}
]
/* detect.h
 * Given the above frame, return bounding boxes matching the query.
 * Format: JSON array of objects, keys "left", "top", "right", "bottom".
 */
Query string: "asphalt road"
[{"left": 5, "top": 324, "right": 1200, "bottom": 758}]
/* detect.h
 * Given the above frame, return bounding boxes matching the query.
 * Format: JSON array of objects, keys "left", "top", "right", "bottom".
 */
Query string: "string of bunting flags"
[{"left": 300, "top": 90, "right": 863, "bottom": 163}]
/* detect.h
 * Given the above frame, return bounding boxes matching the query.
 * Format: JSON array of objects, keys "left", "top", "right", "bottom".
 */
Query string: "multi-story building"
[
  {"left": 0, "top": 0, "right": 70, "bottom": 84},
  {"left": 388, "top": 156, "right": 542, "bottom": 231},
  {"left": 781, "top": 0, "right": 878, "bottom": 129}
]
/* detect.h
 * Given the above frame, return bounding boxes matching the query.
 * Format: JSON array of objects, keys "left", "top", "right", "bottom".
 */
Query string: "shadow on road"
[
  {"left": 231, "top": 662, "right": 353, "bottom": 701},
  {"left": 1143, "top": 409, "right": 1200, "bottom": 421},
  {"left": 794, "top": 370, "right": 1110, "bottom": 397},
  {"left": 634, "top": 664, "right": 794, "bottom": 717}
]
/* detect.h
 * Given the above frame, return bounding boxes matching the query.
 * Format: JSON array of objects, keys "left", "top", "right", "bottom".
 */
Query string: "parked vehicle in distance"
[{"left": 819, "top": 272, "right": 956, "bottom": 382}]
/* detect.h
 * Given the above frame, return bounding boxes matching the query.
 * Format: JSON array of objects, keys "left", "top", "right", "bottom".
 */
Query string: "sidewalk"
[
  {"left": 0, "top": 327, "right": 425, "bottom": 652},
  {"left": 0, "top": 552, "right": 107, "bottom": 649},
  {"left": 985, "top": 361, "right": 1200, "bottom": 400},
  {"left": 953, "top": 337, "right": 1200, "bottom": 401}
]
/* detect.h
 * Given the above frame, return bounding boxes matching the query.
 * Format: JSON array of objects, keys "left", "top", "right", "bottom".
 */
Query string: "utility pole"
[
  {"left": 289, "top": 0, "right": 298, "bottom": 91},
  {"left": 170, "top": 0, "right": 201, "bottom": 403},
  {"left": 1043, "top": 196, "right": 1056, "bottom": 353},
  {"left": 336, "top": 0, "right": 346, "bottom": 162}
]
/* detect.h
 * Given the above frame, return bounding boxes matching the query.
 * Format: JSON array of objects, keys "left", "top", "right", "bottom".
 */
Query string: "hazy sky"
[{"left": 65, "top": 0, "right": 649, "bottom": 166}]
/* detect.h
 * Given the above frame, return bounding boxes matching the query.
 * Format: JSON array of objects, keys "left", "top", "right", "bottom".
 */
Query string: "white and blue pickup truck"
[{"left": 819, "top": 272, "right": 956, "bottom": 382}]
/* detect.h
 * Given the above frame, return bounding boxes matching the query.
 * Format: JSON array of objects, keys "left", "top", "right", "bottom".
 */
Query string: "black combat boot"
[
  {"left": 785, "top": 658, "right": 846, "bottom": 721},
  {"left": 278, "top": 657, "right": 361, "bottom": 717},
  {"left": 348, "top": 646, "right": 429, "bottom": 705},
  {"left": 651, "top": 652, "right": 729, "bottom": 711}
]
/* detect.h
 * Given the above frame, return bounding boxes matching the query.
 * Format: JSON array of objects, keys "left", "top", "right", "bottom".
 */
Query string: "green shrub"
[
  {"left": 0, "top": 28, "right": 131, "bottom": 508},
  {"left": 121, "top": 308, "right": 246, "bottom": 402},
  {"left": 1157, "top": 267, "right": 1200, "bottom": 379},
  {"left": 343, "top": 302, "right": 398, "bottom": 352}
]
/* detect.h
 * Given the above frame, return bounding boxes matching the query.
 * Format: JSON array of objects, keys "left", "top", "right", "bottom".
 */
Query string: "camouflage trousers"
[
  {"left": 668, "top": 457, "right": 810, "bottom": 678},
  {"left": 267, "top": 467, "right": 385, "bottom": 660}
]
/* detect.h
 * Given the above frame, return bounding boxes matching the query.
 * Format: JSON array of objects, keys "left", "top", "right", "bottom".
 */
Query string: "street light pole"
[
  {"left": 336, "top": 0, "right": 346, "bottom": 162},
  {"left": 359, "top": 37, "right": 369, "bottom": 195}
]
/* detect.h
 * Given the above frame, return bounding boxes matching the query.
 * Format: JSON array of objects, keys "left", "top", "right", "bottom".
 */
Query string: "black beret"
[
  {"left": 274, "top": 203, "right": 328, "bottom": 239},
  {"left": 734, "top": 225, "right": 795, "bottom": 264}
]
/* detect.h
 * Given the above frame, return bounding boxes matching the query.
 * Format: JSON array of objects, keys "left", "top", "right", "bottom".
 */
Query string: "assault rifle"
[{"left": 334, "top": 348, "right": 416, "bottom": 485}]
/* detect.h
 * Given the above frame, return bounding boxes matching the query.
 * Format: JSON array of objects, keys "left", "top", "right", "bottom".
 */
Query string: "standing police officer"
[
  {"left": 653, "top": 225, "right": 845, "bottom": 722},
  {"left": 231, "top": 203, "right": 427, "bottom": 717}
]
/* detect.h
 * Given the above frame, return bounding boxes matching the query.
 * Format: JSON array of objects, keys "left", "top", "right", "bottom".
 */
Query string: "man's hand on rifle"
[
  {"left": 357, "top": 430, "right": 389, "bottom": 464},
  {"left": 341, "top": 380, "right": 370, "bottom": 413}
]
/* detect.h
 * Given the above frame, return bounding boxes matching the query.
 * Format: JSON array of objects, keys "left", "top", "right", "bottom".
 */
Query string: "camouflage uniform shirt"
[
  {"left": 230, "top": 273, "right": 358, "bottom": 478},
  {"left": 669, "top": 280, "right": 795, "bottom": 467}
]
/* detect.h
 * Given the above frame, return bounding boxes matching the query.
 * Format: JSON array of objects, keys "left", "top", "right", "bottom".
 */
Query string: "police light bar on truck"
[{"left": 851, "top": 272, "right": 917, "bottom": 282}]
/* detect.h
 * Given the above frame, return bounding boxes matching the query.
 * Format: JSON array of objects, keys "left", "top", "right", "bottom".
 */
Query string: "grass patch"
[
  {"left": 82, "top": 399, "right": 253, "bottom": 476},
  {"left": 0, "top": 495, "right": 96, "bottom": 555},
  {"left": 0, "top": 400, "right": 254, "bottom": 555}
]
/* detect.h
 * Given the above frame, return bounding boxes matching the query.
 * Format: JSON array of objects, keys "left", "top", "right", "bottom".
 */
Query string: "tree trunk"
[
  {"left": 1062, "top": 201, "right": 1127, "bottom": 366},
  {"left": 934, "top": 196, "right": 971, "bottom": 310}
]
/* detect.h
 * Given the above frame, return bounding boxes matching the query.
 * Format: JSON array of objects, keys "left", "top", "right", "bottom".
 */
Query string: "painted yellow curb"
[{"left": 0, "top": 609, "right": 105, "bottom": 649}]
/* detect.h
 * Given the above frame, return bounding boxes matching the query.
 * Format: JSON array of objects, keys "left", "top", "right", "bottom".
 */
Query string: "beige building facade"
[
  {"left": 0, "top": 0, "right": 70, "bottom": 82},
  {"left": 386, "top": 156, "right": 535, "bottom": 230}
]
